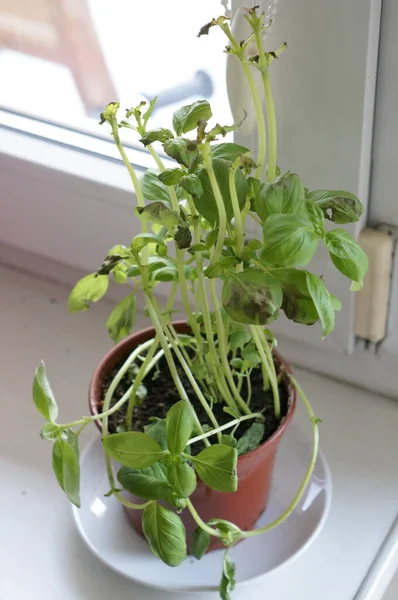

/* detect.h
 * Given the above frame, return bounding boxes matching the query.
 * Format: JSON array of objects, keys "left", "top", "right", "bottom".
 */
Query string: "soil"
[{"left": 100, "top": 351, "right": 290, "bottom": 455}]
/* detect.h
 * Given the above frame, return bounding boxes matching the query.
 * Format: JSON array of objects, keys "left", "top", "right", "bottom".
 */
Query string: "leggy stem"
[
  {"left": 60, "top": 339, "right": 156, "bottom": 430},
  {"left": 242, "top": 375, "right": 319, "bottom": 538},
  {"left": 144, "top": 294, "right": 210, "bottom": 444},
  {"left": 241, "top": 60, "right": 267, "bottom": 179},
  {"left": 229, "top": 160, "right": 244, "bottom": 256},
  {"left": 125, "top": 338, "right": 160, "bottom": 428},
  {"left": 186, "top": 499, "right": 220, "bottom": 538},
  {"left": 217, "top": 21, "right": 267, "bottom": 177},
  {"left": 186, "top": 411, "right": 264, "bottom": 446},
  {"left": 253, "top": 28, "right": 277, "bottom": 181},
  {"left": 110, "top": 117, "right": 149, "bottom": 272},
  {"left": 104, "top": 454, "right": 152, "bottom": 510},
  {"left": 202, "top": 144, "right": 227, "bottom": 265},
  {"left": 250, "top": 326, "right": 280, "bottom": 419},
  {"left": 209, "top": 279, "right": 251, "bottom": 415}
]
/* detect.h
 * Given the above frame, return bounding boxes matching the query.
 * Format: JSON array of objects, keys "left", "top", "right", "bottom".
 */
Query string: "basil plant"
[{"left": 32, "top": 9, "right": 367, "bottom": 599}]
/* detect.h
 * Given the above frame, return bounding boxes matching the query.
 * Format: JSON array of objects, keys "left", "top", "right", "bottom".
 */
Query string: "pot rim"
[{"left": 88, "top": 321, "right": 296, "bottom": 461}]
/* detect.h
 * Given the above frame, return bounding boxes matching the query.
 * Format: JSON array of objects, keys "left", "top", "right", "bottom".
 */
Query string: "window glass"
[{"left": 0, "top": 0, "right": 231, "bottom": 146}]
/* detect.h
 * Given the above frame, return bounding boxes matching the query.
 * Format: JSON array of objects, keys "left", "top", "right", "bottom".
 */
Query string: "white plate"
[{"left": 72, "top": 425, "right": 332, "bottom": 593}]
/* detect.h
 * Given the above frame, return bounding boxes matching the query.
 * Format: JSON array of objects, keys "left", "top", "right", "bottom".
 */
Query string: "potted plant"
[{"left": 32, "top": 8, "right": 367, "bottom": 599}]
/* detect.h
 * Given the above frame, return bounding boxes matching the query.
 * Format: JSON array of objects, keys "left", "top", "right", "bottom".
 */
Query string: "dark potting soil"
[{"left": 101, "top": 352, "right": 290, "bottom": 455}]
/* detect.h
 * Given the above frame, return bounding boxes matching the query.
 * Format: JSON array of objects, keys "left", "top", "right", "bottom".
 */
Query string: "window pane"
[{"left": 0, "top": 0, "right": 231, "bottom": 148}]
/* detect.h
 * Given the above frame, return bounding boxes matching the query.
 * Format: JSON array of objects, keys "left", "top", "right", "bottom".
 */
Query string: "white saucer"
[{"left": 72, "top": 424, "right": 332, "bottom": 593}]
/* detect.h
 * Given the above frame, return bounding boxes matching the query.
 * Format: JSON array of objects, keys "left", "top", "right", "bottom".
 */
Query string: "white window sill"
[{"left": 1, "top": 263, "right": 398, "bottom": 600}]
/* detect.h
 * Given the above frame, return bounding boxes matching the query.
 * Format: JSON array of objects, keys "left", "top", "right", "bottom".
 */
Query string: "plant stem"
[
  {"left": 209, "top": 279, "right": 251, "bottom": 415},
  {"left": 229, "top": 160, "right": 244, "bottom": 256},
  {"left": 186, "top": 499, "right": 220, "bottom": 538},
  {"left": 104, "top": 453, "right": 152, "bottom": 510},
  {"left": 147, "top": 144, "right": 165, "bottom": 172},
  {"left": 110, "top": 120, "right": 145, "bottom": 207},
  {"left": 144, "top": 294, "right": 210, "bottom": 444},
  {"left": 147, "top": 146, "right": 208, "bottom": 377},
  {"left": 202, "top": 144, "right": 227, "bottom": 265},
  {"left": 161, "top": 320, "right": 222, "bottom": 438},
  {"left": 60, "top": 339, "right": 157, "bottom": 431},
  {"left": 250, "top": 326, "right": 280, "bottom": 419},
  {"left": 240, "top": 60, "right": 267, "bottom": 179},
  {"left": 253, "top": 29, "right": 277, "bottom": 181},
  {"left": 242, "top": 375, "right": 319, "bottom": 538},
  {"left": 186, "top": 412, "right": 264, "bottom": 446},
  {"left": 125, "top": 338, "right": 160, "bottom": 428},
  {"left": 110, "top": 118, "right": 149, "bottom": 272},
  {"left": 192, "top": 223, "right": 239, "bottom": 410},
  {"left": 246, "top": 367, "right": 253, "bottom": 406},
  {"left": 99, "top": 337, "right": 157, "bottom": 511}
]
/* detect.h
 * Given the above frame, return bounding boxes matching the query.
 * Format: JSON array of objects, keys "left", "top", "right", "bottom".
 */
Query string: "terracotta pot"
[{"left": 89, "top": 321, "right": 296, "bottom": 552}]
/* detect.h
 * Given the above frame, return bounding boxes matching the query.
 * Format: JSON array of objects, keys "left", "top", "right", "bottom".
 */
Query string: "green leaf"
[
  {"left": 222, "top": 269, "right": 283, "bottom": 325},
  {"left": 68, "top": 274, "right": 108, "bottom": 313},
  {"left": 140, "top": 170, "right": 172, "bottom": 203},
  {"left": 191, "top": 526, "right": 211, "bottom": 560},
  {"left": 113, "top": 266, "right": 128, "bottom": 284},
  {"left": 261, "top": 214, "right": 319, "bottom": 267},
  {"left": 205, "top": 263, "right": 224, "bottom": 279},
  {"left": 102, "top": 432, "right": 164, "bottom": 468},
  {"left": 179, "top": 174, "right": 203, "bottom": 197},
  {"left": 33, "top": 362, "right": 58, "bottom": 422},
  {"left": 206, "top": 112, "right": 247, "bottom": 142},
  {"left": 158, "top": 169, "right": 183, "bottom": 186},
  {"left": 52, "top": 438, "right": 80, "bottom": 507},
  {"left": 143, "top": 96, "right": 157, "bottom": 125},
  {"left": 325, "top": 229, "right": 368, "bottom": 289},
  {"left": 205, "top": 229, "right": 219, "bottom": 249},
  {"left": 163, "top": 137, "right": 200, "bottom": 169},
  {"left": 152, "top": 264, "right": 178, "bottom": 282},
  {"left": 330, "top": 293, "right": 342, "bottom": 311},
  {"left": 211, "top": 143, "right": 250, "bottom": 162},
  {"left": 40, "top": 423, "right": 62, "bottom": 441},
  {"left": 174, "top": 226, "right": 192, "bottom": 250},
  {"left": 221, "top": 434, "right": 237, "bottom": 447},
  {"left": 136, "top": 202, "right": 183, "bottom": 231},
  {"left": 273, "top": 268, "right": 321, "bottom": 326},
  {"left": 230, "top": 357, "right": 244, "bottom": 369},
  {"left": 229, "top": 328, "right": 251, "bottom": 351},
  {"left": 106, "top": 293, "right": 136, "bottom": 343},
  {"left": 235, "top": 422, "right": 265, "bottom": 456},
  {"left": 166, "top": 401, "right": 194, "bottom": 456},
  {"left": 63, "top": 428, "right": 79, "bottom": 457},
  {"left": 241, "top": 238, "right": 262, "bottom": 261},
  {"left": 191, "top": 444, "right": 237, "bottom": 492},
  {"left": 142, "top": 502, "right": 187, "bottom": 567},
  {"left": 241, "top": 344, "right": 261, "bottom": 367},
  {"left": 167, "top": 462, "right": 197, "bottom": 497},
  {"left": 139, "top": 128, "right": 174, "bottom": 146},
  {"left": 117, "top": 464, "right": 172, "bottom": 500},
  {"left": 173, "top": 100, "right": 212, "bottom": 136},
  {"left": 219, "top": 552, "right": 236, "bottom": 600},
  {"left": 254, "top": 173, "right": 305, "bottom": 222},
  {"left": 304, "top": 200, "right": 325, "bottom": 230},
  {"left": 308, "top": 189, "right": 364, "bottom": 223},
  {"left": 223, "top": 406, "right": 240, "bottom": 419},
  {"left": 247, "top": 176, "right": 261, "bottom": 203},
  {"left": 166, "top": 493, "right": 187, "bottom": 511},
  {"left": 130, "top": 233, "right": 167, "bottom": 254},
  {"left": 208, "top": 519, "right": 243, "bottom": 545},
  {"left": 145, "top": 418, "right": 168, "bottom": 450},
  {"left": 305, "top": 272, "right": 335, "bottom": 337},
  {"left": 196, "top": 158, "right": 248, "bottom": 224}
]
